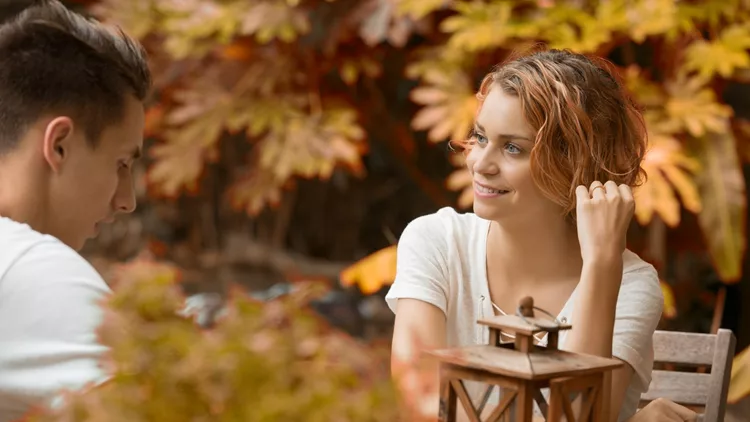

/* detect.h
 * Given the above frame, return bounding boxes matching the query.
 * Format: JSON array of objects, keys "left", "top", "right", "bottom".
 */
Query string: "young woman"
[{"left": 387, "top": 49, "right": 696, "bottom": 422}]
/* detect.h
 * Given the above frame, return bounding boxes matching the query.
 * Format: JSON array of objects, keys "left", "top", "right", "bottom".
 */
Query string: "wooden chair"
[{"left": 640, "top": 329, "right": 736, "bottom": 422}]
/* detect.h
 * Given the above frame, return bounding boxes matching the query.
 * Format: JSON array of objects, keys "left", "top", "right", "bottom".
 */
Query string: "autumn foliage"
[
  {"left": 24, "top": 259, "right": 408, "bottom": 422},
  {"left": 46, "top": 0, "right": 750, "bottom": 412}
]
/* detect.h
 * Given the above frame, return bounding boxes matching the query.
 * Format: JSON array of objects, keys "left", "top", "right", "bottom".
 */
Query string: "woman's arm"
[
  {"left": 385, "top": 214, "right": 452, "bottom": 418},
  {"left": 563, "top": 256, "right": 632, "bottom": 422},
  {"left": 391, "top": 299, "right": 447, "bottom": 372},
  {"left": 569, "top": 180, "right": 640, "bottom": 422},
  {"left": 391, "top": 299, "right": 447, "bottom": 418}
]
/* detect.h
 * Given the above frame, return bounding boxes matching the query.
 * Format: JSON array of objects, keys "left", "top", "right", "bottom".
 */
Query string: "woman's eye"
[
  {"left": 470, "top": 130, "right": 489, "bottom": 145},
  {"left": 505, "top": 143, "right": 522, "bottom": 154}
]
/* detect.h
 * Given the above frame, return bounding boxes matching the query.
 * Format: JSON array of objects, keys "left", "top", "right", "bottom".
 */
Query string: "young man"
[{"left": 0, "top": 1, "right": 151, "bottom": 419}]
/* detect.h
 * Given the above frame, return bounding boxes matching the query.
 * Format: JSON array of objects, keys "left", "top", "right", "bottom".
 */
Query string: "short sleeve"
[
  {"left": 612, "top": 264, "right": 664, "bottom": 391},
  {"left": 385, "top": 214, "right": 451, "bottom": 316},
  {"left": 0, "top": 241, "right": 112, "bottom": 419}
]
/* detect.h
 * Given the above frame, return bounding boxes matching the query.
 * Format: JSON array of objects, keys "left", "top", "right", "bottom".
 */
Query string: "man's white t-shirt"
[
  {"left": 0, "top": 217, "right": 110, "bottom": 422},
  {"left": 385, "top": 207, "right": 664, "bottom": 422}
]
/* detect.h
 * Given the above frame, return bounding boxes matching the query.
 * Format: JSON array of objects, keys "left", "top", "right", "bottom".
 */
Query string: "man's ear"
[{"left": 42, "top": 116, "right": 75, "bottom": 173}]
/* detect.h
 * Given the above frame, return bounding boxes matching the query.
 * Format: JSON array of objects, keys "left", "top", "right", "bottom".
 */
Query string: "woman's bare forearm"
[{"left": 564, "top": 255, "right": 623, "bottom": 357}]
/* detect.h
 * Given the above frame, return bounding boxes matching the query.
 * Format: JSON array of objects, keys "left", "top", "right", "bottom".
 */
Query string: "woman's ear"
[{"left": 42, "top": 116, "right": 75, "bottom": 173}]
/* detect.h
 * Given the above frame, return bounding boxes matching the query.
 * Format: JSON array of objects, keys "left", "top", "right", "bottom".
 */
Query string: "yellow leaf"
[
  {"left": 728, "top": 345, "right": 750, "bottom": 404},
  {"left": 158, "top": 0, "right": 246, "bottom": 59},
  {"left": 410, "top": 67, "right": 478, "bottom": 143},
  {"left": 395, "top": 0, "right": 452, "bottom": 20},
  {"left": 665, "top": 76, "right": 733, "bottom": 137},
  {"left": 623, "top": 66, "right": 666, "bottom": 108},
  {"left": 684, "top": 25, "right": 750, "bottom": 80},
  {"left": 340, "top": 62, "right": 359, "bottom": 86},
  {"left": 259, "top": 106, "right": 366, "bottom": 183},
  {"left": 339, "top": 57, "right": 382, "bottom": 86},
  {"left": 441, "top": 1, "right": 513, "bottom": 52},
  {"left": 535, "top": 4, "right": 618, "bottom": 53},
  {"left": 240, "top": 2, "right": 310, "bottom": 44},
  {"left": 690, "top": 132, "right": 747, "bottom": 283},
  {"left": 92, "top": 0, "right": 156, "bottom": 40},
  {"left": 660, "top": 280, "right": 677, "bottom": 319},
  {"left": 356, "top": 0, "right": 422, "bottom": 47},
  {"left": 634, "top": 120, "right": 701, "bottom": 227},
  {"left": 147, "top": 139, "right": 212, "bottom": 198},
  {"left": 228, "top": 170, "right": 283, "bottom": 215},
  {"left": 627, "top": 0, "right": 677, "bottom": 43},
  {"left": 339, "top": 245, "right": 397, "bottom": 295}
]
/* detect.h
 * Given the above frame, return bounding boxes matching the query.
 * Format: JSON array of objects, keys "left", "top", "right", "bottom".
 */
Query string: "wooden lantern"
[{"left": 430, "top": 297, "right": 623, "bottom": 422}]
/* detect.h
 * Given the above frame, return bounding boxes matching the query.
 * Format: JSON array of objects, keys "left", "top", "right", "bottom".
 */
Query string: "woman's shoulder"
[
  {"left": 622, "top": 250, "right": 659, "bottom": 278},
  {"left": 402, "top": 207, "right": 488, "bottom": 240},
  {"left": 619, "top": 249, "right": 664, "bottom": 301}
]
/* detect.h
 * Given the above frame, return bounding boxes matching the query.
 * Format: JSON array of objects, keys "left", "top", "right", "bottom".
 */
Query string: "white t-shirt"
[
  {"left": 385, "top": 207, "right": 664, "bottom": 422},
  {"left": 0, "top": 217, "right": 111, "bottom": 422}
]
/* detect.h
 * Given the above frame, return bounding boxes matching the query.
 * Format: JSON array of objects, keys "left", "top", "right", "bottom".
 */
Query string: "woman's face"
[{"left": 466, "top": 87, "right": 563, "bottom": 223}]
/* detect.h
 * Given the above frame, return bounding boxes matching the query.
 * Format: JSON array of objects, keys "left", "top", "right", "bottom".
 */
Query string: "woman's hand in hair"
[{"left": 575, "top": 180, "right": 635, "bottom": 264}]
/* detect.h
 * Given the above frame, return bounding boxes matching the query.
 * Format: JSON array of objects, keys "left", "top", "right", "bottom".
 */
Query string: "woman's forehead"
[{"left": 476, "top": 88, "right": 534, "bottom": 139}]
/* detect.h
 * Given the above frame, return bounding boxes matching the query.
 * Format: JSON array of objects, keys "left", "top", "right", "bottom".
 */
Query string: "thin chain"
[{"left": 491, "top": 302, "right": 545, "bottom": 342}]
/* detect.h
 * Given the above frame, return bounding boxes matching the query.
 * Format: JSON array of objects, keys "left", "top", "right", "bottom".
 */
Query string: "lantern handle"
[{"left": 516, "top": 296, "right": 562, "bottom": 329}]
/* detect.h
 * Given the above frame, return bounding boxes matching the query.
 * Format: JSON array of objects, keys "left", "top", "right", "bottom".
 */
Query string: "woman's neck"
[{"left": 487, "top": 216, "right": 583, "bottom": 285}]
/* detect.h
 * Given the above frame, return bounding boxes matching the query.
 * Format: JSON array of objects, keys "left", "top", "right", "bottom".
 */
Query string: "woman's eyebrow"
[{"left": 474, "top": 122, "right": 531, "bottom": 141}]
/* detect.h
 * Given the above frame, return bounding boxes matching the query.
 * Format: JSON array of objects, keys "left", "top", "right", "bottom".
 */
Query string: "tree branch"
[{"left": 216, "top": 233, "right": 350, "bottom": 280}]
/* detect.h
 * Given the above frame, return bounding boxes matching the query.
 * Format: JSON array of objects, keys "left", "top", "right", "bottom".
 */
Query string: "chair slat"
[
  {"left": 653, "top": 331, "right": 715, "bottom": 366},
  {"left": 641, "top": 371, "right": 711, "bottom": 406}
]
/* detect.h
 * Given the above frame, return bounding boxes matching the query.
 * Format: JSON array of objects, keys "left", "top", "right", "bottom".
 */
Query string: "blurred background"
[{"left": 6, "top": 0, "right": 750, "bottom": 419}]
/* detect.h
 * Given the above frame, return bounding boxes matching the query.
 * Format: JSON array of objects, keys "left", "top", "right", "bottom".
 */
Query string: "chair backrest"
[{"left": 641, "top": 329, "right": 736, "bottom": 422}]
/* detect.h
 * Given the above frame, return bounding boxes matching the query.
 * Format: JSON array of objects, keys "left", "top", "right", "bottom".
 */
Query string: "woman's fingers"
[
  {"left": 575, "top": 185, "right": 589, "bottom": 206},
  {"left": 589, "top": 180, "right": 606, "bottom": 200},
  {"left": 603, "top": 180, "right": 620, "bottom": 199},
  {"left": 663, "top": 400, "right": 698, "bottom": 421}
]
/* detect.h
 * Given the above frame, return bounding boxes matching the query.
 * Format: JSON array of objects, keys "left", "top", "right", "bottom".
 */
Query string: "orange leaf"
[
  {"left": 228, "top": 171, "right": 283, "bottom": 216},
  {"left": 410, "top": 68, "right": 477, "bottom": 143},
  {"left": 445, "top": 154, "right": 473, "bottom": 208},
  {"left": 728, "top": 345, "right": 750, "bottom": 403},
  {"left": 446, "top": 168, "right": 473, "bottom": 209},
  {"left": 147, "top": 140, "right": 211, "bottom": 199},
  {"left": 634, "top": 118, "right": 701, "bottom": 227},
  {"left": 144, "top": 105, "right": 165, "bottom": 138},
  {"left": 339, "top": 245, "right": 397, "bottom": 295}
]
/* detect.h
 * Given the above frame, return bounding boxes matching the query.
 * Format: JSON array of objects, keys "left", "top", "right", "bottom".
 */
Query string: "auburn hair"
[{"left": 472, "top": 49, "right": 647, "bottom": 218}]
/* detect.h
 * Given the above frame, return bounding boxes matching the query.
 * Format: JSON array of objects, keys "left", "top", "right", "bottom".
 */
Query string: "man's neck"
[{"left": 0, "top": 158, "right": 47, "bottom": 232}]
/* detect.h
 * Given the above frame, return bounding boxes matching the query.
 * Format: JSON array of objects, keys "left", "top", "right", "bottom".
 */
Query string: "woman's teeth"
[{"left": 477, "top": 185, "right": 507, "bottom": 194}]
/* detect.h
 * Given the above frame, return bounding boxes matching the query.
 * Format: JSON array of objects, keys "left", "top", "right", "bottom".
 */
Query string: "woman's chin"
[{"left": 472, "top": 203, "right": 507, "bottom": 221}]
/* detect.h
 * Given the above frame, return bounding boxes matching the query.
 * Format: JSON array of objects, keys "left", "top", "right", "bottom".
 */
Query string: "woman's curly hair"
[{"left": 472, "top": 48, "right": 647, "bottom": 217}]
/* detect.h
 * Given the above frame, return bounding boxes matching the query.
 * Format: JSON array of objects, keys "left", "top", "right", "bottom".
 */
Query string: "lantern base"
[{"left": 438, "top": 363, "right": 609, "bottom": 422}]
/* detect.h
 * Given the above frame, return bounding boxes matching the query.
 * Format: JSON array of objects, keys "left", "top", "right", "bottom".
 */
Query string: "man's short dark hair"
[{"left": 0, "top": 0, "right": 151, "bottom": 154}]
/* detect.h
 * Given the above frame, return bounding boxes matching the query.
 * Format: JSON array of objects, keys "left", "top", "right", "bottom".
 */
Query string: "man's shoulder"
[{"left": 0, "top": 217, "right": 109, "bottom": 293}]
